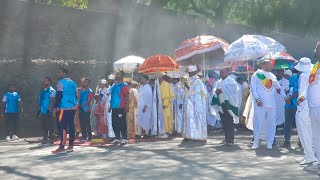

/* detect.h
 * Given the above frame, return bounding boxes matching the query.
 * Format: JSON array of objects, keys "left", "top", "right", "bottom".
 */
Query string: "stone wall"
[{"left": 0, "top": 0, "right": 318, "bottom": 138}]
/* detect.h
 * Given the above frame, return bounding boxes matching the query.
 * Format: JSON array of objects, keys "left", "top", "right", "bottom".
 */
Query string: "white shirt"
[{"left": 251, "top": 70, "right": 280, "bottom": 108}]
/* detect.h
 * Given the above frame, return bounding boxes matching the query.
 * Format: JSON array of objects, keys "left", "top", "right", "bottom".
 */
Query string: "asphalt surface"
[{"left": 0, "top": 130, "right": 319, "bottom": 180}]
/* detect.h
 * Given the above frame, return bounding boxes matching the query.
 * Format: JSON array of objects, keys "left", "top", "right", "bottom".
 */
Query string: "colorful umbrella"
[
  {"left": 224, "top": 35, "right": 286, "bottom": 62},
  {"left": 174, "top": 35, "right": 229, "bottom": 68},
  {"left": 139, "top": 54, "right": 179, "bottom": 75},
  {"left": 258, "top": 52, "right": 297, "bottom": 69},
  {"left": 113, "top": 55, "right": 145, "bottom": 73}
]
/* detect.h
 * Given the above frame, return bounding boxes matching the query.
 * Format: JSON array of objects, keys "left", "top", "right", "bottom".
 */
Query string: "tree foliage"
[
  {"left": 32, "top": 0, "right": 320, "bottom": 37},
  {"left": 32, "top": 0, "right": 88, "bottom": 9},
  {"left": 141, "top": 0, "right": 320, "bottom": 37}
]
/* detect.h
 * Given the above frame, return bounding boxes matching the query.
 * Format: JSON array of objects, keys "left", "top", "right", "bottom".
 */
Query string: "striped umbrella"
[
  {"left": 259, "top": 52, "right": 297, "bottom": 69},
  {"left": 174, "top": 35, "right": 229, "bottom": 68}
]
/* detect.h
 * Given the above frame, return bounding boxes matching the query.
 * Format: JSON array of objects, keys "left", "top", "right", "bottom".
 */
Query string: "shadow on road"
[{"left": 0, "top": 166, "right": 45, "bottom": 180}]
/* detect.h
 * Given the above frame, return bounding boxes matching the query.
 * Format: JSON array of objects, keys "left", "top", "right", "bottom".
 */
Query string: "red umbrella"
[
  {"left": 139, "top": 54, "right": 179, "bottom": 75},
  {"left": 174, "top": 35, "right": 229, "bottom": 67}
]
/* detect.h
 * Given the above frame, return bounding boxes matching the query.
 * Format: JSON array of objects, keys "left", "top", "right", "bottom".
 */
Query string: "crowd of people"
[{"left": 2, "top": 42, "right": 320, "bottom": 172}]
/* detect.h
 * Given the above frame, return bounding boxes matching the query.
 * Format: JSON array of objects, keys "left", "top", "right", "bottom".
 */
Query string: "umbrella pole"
[
  {"left": 156, "top": 78, "right": 159, "bottom": 138},
  {"left": 203, "top": 53, "right": 206, "bottom": 79}
]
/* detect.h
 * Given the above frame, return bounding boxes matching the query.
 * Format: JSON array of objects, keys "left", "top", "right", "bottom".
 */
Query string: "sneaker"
[
  {"left": 111, "top": 139, "right": 120, "bottom": 144},
  {"left": 299, "top": 160, "right": 317, "bottom": 166},
  {"left": 281, "top": 142, "right": 291, "bottom": 148},
  {"left": 220, "top": 140, "right": 226, "bottom": 145},
  {"left": 12, "top": 135, "right": 19, "bottom": 140},
  {"left": 51, "top": 147, "right": 66, "bottom": 154},
  {"left": 267, "top": 145, "right": 273, "bottom": 150},
  {"left": 120, "top": 139, "right": 128, "bottom": 145},
  {"left": 66, "top": 146, "right": 74, "bottom": 152},
  {"left": 159, "top": 134, "right": 169, "bottom": 139},
  {"left": 305, "top": 164, "right": 320, "bottom": 172},
  {"left": 38, "top": 141, "right": 48, "bottom": 147},
  {"left": 5, "top": 136, "right": 11, "bottom": 141}
]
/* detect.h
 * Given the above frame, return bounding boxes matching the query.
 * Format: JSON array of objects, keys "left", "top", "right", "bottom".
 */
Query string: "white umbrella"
[
  {"left": 113, "top": 55, "right": 145, "bottom": 73},
  {"left": 224, "top": 35, "right": 286, "bottom": 62}
]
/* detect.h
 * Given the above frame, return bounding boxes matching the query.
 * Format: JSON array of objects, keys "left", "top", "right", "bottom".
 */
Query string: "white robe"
[
  {"left": 137, "top": 84, "right": 153, "bottom": 131},
  {"left": 173, "top": 82, "right": 185, "bottom": 133},
  {"left": 251, "top": 70, "right": 280, "bottom": 146},
  {"left": 151, "top": 79, "right": 165, "bottom": 135},
  {"left": 182, "top": 76, "right": 208, "bottom": 141},
  {"left": 104, "top": 85, "right": 115, "bottom": 138},
  {"left": 275, "top": 78, "right": 288, "bottom": 125},
  {"left": 296, "top": 71, "right": 316, "bottom": 162},
  {"left": 305, "top": 65, "right": 320, "bottom": 164}
]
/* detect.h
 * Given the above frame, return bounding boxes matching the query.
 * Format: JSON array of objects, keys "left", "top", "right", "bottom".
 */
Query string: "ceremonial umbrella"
[
  {"left": 224, "top": 35, "right": 286, "bottom": 62},
  {"left": 258, "top": 52, "right": 297, "bottom": 69},
  {"left": 139, "top": 54, "right": 179, "bottom": 137},
  {"left": 174, "top": 35, "right": 229, "bottom": 69},
  {"left": 113, "top": 55, "right": 145, "bottom": 73},
  {"left": 139, "top": 54, "right": 179, "bottom": 75}
]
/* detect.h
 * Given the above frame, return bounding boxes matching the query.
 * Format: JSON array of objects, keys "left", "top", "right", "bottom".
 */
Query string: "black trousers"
[
  {"left": 5, "top": 113, "right": 19, "bottom": 138},
  {"left": 219, "top": 108, "right": 235, "bottom": 144},
  {"left": 112, "top": 108, "right": 127, "bottom": 140},
  {"left": 40, "top": 114, "right": 54, "bottom": 142},
  {"left": 79, "top": 111, "right": 92, "bottom": 140},
  {"left": 58, "top": 110, "right": 76, "bottom": 147},
  {"left": 284, "top": 108, "right": 297, "bottom": 143}
]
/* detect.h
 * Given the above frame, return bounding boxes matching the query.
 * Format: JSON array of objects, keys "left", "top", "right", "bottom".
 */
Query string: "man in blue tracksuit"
[
  {"left": 38, "top": 77, "right": 56, "bottom": 145},
  {"left": 52, "top": 67, "right": 78, "bottom": 154}
]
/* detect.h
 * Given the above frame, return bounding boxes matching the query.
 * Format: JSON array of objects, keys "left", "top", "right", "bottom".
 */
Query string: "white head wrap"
[
  {"left": 100, "top": 79, "right": 107, "bottom": 84},
  {"left": 188, "top": 65, "right": 197, "bottom": 73},
  {"left": 284, "top": 70, "right": 292, "bottom": 76},
  {"left": 108, "top": 74, "right": 115, "bottom": 80}
]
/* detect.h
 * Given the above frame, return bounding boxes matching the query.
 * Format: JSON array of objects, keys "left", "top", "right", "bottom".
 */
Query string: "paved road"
[{"left": 0, "top": 130, "right": 319, "bottom": 179}]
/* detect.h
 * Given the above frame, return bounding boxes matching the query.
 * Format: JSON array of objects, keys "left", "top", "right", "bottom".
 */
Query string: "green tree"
[
  {"left": 32, "top": 0, "right": 88, "bottom": 9},
  {"left": 140, "top": 0, "right": 320, "bottom": 37}
]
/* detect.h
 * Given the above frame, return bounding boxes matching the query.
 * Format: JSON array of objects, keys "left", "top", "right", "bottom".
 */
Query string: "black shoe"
[{"left": 281, "top": 142, "right": 291, "bottom": 148}]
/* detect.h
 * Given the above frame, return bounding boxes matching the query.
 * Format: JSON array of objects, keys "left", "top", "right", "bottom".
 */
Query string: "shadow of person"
[
  {"left": 177, "top": 139, "right": 207, "bottom": 148},
  {"left": 212, "top": 144, "right": 242, "bottom": 152}
]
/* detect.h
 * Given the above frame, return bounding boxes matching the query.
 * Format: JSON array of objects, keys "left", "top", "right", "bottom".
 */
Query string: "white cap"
[
  {"left": 284, "top": 70, "right": 292, "bottom": 76},
  {"left": 188, "top": 65, "right": 197, "bottom": 73},
  {"left": 108, "top": 74, "right": 115, "bottom": 80},
  {"left": 100, "top": 79, "right": 107, "bottom": 84}
]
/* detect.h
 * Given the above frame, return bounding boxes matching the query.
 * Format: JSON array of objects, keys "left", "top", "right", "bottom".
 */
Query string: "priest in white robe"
[
  {"left": 171, "top": 73, "right": 186, "bottom": 134},
  {"left": 295, "top": 57, "right": 316, "bottom": 165},
  {"left": 182, "top": 65, "right": 207, "bottom": 141},
  {"left": 251, "top": 60, "right": 281, "bottom": 150},
  {"left": 137, "top": 75, "right": 153, "bottom": 136},
  {"left": 298, "top": 42, "right": 320, "bottom": 171}
]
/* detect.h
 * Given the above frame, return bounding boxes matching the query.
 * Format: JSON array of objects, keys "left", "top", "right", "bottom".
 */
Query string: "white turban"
[
  {"left": 284, "top": 70, "right": 292, "bottom": 76},
  {"left": 108, "top": 74, "right": 115, "bottom": 80},
  {"left": 100, "top": 79, "right": 107, "bottom": 84},
  {"left": 188, "top": 65, "right": 197, "bottom": 73}
]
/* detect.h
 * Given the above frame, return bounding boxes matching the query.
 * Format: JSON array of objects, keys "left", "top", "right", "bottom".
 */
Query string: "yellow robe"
[{"left": 160, "top": 81, "right": 175, "bottom": 134}]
